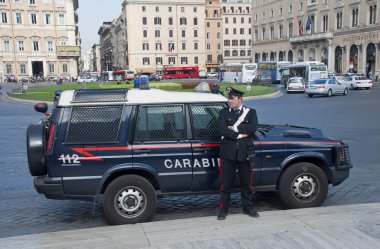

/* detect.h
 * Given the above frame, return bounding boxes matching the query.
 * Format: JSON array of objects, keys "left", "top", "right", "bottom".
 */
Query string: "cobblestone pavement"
[{"left": 0, "top": 83, "right": 379, "bottom": 239}]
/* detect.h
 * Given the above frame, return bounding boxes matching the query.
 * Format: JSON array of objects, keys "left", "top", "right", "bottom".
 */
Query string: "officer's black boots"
[{"left": 217, "top": 212, "right": 227, "bottom": 220}]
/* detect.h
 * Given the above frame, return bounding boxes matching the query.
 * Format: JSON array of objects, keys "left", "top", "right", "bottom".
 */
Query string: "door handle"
[{"left": 193, "top": 147, "right": 211, "bottom": 152}]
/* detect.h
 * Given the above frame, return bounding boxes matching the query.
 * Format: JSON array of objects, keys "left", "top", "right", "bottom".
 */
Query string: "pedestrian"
[{"left": 217, "top": 86, "right": 259, "bottom": 220}]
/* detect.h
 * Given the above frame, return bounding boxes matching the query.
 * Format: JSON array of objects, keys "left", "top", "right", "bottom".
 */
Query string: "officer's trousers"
[{"left": 219, "top": 158, "right": 254, "bottom": 214}]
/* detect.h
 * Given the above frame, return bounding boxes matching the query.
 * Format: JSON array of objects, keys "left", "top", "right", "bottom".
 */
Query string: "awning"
[{"left": 135, "top": 68, "right": 155, "bottom": 74}]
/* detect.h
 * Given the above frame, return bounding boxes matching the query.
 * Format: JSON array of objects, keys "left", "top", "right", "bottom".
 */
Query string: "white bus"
[
  {"left": 287, "top": 61, "right": 328, "bottom": 84},
  {"left": 219, "top": 62, "right": 243, "bottom": 83},
  {"left": 242, "top": 63, "right": 258, "bottom": 84}
]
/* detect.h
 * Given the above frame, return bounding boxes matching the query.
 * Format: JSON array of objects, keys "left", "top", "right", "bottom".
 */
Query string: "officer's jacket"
[{"left": 218, "top": 106, "right": 258, "bottom": 161}]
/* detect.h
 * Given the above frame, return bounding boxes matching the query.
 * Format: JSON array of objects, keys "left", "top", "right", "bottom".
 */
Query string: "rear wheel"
[
  {"left": 326, "top": 89, "right": 332, "bottom": 97},
  {"left": 278, "top": 162, "right": 328, "bottom": 208},
  {"left": 343, "top": 88, "right": 348, "bottom": 95},
  {"left": 350, "top": 84, "right": 354, "bottom": 90},
  {"left": 308, "top": 94, "right": 313, "bottom": 98},
  {"left": 104, "top": 175, "right": 157, "bottom": 225}
]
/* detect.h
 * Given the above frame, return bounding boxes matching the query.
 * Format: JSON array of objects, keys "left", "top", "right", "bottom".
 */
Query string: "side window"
[
  {"left": 190, "top": 104, "right": 224, "bottom": 140},
  {"left": 65, "top": 106, "right": 123, "bottom": 144},
  {"left": 135, "top": 105, "right": 185, "bottom": 141}
]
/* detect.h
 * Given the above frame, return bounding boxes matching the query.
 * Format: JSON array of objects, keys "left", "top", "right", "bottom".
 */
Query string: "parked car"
[
  {"left": 305, "top": 78, "right": 349, "bottom": 97},
  {"left": 149, "top": 74, "right": 161, "bottom": 81},
  {"left": 27, "top": 88, "right": 352, "bottom": 225},
  {"left": 77, "top": 76, "right": 96, "bottom": 83},
  {"left": 207, "top": 72, "right": 218, "bottom": 78},
  {"left": 5, "top": 75, "right": 17, "bottom": 83},
  {"left": 252, "top": 70, "right": 272, "bottom": 85},
  {"left": 199, "top": 71, "right": 208, "bottom": 79},
  {"left": 345, "top": 76, "right": 372, "bottom": 89},
  {"left": 332, "top": 76, "right": 351, "bottom": 88},
  {"left": 19, "top": 77, "right": 30, "bottom": 83},
  {"left": 286, "top": 77, "right": 305, "bottom": 93}
]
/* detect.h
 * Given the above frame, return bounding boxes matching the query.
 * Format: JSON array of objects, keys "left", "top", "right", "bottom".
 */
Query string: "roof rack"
[{"left": 72, "top": 89, "right": 128, "bottom": 103}]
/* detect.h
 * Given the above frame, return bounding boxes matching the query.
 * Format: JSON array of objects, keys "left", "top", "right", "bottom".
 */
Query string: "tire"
[
  {"left": 308, "top": 94, "right": 313, "bottom": 98},
  {"left": 26, "top": 124, "right": 47, "bottom": 176},
  {"left": 350, "top": 84, "right": 354, "bottom": 90},
  {"left": 103, "top": 175, "right": 157, "bottom": 225},
  {"left": 278, "top": 162, "right": 328, "bottom": 208},
  {"left": 343, "top": 88, "right": 348, "bottom": 96},
  {"left": 326, "top": 89, "right": 332, "bottom": 97}
]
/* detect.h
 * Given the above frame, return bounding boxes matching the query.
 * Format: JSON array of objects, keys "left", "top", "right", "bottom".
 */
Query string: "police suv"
[{"left": 27, "top": 88, "right": 352, "bottom": 225}]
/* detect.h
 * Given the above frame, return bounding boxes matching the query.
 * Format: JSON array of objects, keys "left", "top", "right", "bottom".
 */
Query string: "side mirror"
[{"left": 34, "top": 102, "right": 48, "bottom": 113}]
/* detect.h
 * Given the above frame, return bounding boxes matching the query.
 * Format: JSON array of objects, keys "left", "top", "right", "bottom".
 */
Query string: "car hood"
[{"left": 258, "top": 124, "right": 335, "bottom": 141}]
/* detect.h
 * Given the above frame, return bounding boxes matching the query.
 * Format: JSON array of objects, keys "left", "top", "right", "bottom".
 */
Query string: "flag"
[
  {"left": 306, "top": 16, "right": 311, "bottom": 32},
  {"left": 168, "top": 43, "right": 174, "bottom": 53},
  {"left": 298, "top": 19, "right": 304, "bottom": 35}
]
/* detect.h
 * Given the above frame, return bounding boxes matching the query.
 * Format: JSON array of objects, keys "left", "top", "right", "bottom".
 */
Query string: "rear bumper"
[{"left": 34, "top": 176, "right": 65, "bottom": 199}]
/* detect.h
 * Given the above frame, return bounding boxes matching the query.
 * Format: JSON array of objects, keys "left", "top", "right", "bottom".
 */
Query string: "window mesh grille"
[
  {"left": 65, "top": 106, "right": 123, "bottom": 144},
  {"left": 73, "top": 89, "right": 128, "bottom": 102},
  {"left": 190, "top": 104, "right": 224, "bottom": 140}
]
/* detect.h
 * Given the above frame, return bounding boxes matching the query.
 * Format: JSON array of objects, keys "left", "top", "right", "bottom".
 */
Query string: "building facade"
[
  {"left": 205, "top": 0, "right": 223, "bottom": 72},
  {"left": 0, "top": 0, "right": 80, "bottom": 80},
  {"left": 251, "top": 0, "right": 379, "bottom": 77},
  {"left": 222, "top": 0, "right": 252, "bottom": 63}
]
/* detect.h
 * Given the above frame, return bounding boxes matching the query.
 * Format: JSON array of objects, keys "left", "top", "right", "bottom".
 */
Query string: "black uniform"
[{"left": 217, "top": 105, "right": 258, "bottom": 215}]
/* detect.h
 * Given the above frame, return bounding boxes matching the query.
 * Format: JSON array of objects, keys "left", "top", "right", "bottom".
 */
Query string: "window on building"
[
  {"left": 232, "top": 50, "right": 238, "bottom": 57},
  {"left": 225, "top": 17, "right": 228, "bottom": 24},
  {"left": 194, "top": 17, "right": 198, "bottom": 25},
  {"left": 240, "top": 40, "right": 246, "bottom": 46},
  {"left": 168, "top": 7, "right": 172, "bottom": 12},
  {"left": 254, "top": 29, "right": 258, "bottom": 41},
  {"left": 369, "top": 5, "right": 377, "bottom": 25},
  {"left": 16, "top": 13, "right": 22, "bottom": 24},
  {"left": 180, "top": 17, "right": 187, "bottom": 25},
  {"left": 181, "top": 7, "right": 185, "bottom": 12},
  {"left": 18, "top": 40, "right": 24, "bottom": 51},
  {"left": 241, "top": 17, "right": 244, "bottom": 24},
  {"left": 206, "top": 43, "right": 210, "bottom": 50},
  {"left": 49, "top": 64, "right": 55, "bottom": 74},
  {"left": 155, "top": 30, "right": 160, "bottom": 38},
  {"left": 181, "top": 57, "right": 188, "bottom": 64},
  {"left": 238, "top": 7, "right": 242, "bottom": 13},
  {"left": 280, "top": 8, "right": 283, "bottom": 16},
  {"left": 233, "top": 28, "right": 236, "bottom": 34},
  {"left": 3, "top": 40, "right": 10, "bottom": 52},
  {"left": 156, "top": 42, "right": 162, "bottom": 50},
  {"left": 154, "top": 17, "right": 161, "bottom": 25},
  {"left": 45, "top": 14, "right": 51, "bottom": 24},
  {"left": 182, "top": 30, "right": 186, "bottom": 37},
  {"left": 271, "top": 10, "right": 274, "bottom": 18},
  {"left": 143, "top": 57, "right": 150, "bottom": 65},
  {"left": 217, "top": 32, "right": 221, "bottom": 39},
  {"left": 143, "top": 30, "right": 147, "bottom": 37},
  {"left": 240, "top": 50, "right": 246, "bottom": 57},
  {"left": 169, "top": 17, "right": 173, "bottom": 25},
  {"left": 289, "top": 5, "right": 292, "bottom": 13},
  {"left": 193, "top": 7, "right": 197, "bottom": 12},
  {"left": 224, "top": 50, "right": 230, "bottom": 57},
  {"left": 217, "top": 21, "right": 221, "bottom": 27},
  {"left": 156, "top": 57, "right": 162, "bottom": 65},
  {"left": 30, "top": 0, "right": 35, "bottom": 4},
  {"left": 194, "top": 42, "right": 198, "bottom": 50},
  {"left": 33, "top": 41, "right": 39, "bottom": 51},
  {"left": 142, "top": 6, "right": 146, "bottom": 12},
  {"left": 20, "top": 64, "right": 26, "bottom": 74},
  {"left": 206, "top": 22, "right": 210, "bottom": 28},
  {"left": 206, "top": 32, "right": 210, "bottom": 39},
  {"left": 224, "top": 40, "right": 230, "bottom": 46},
  {"left": 194, "top": 56, "right": 198, "bottom": 64},
  {"left": 155, "top": 6, "right": 159, "bottom": 12},
  {"left": 168, "top": 57, "right": 175, "bottom": 65},
  {"left": 169, "top": 30, "right": 173, "bottom": 37},
  {"left": 142, "top": 43, "right": 149, "bottom": 50},
  {"left": 62, "top": 64, "right": 67, "bottom": 73},
  {"left": 194, "top": 30, "right": 198, "bottom": 37},
  {"left": 336, "top": 11, "right": 342, "bottom": 29},
  {"left": 225, "top": 28, "right": 228, "bottom": 35},
  {"left": 351, "top": 8, "right": 358, "bottom": 27},
  {"left": 322, "top": 15, "right": 328, "bottom": 32},
  {"left": 59, "top": 14, "right": 64, "bottom": 25},
  {"left": 142, "top": 17, "right": 148, "bottom": 25},
  {"left": 182, "top": 43, "right": 186, "bottom": 50},
  {"left": 262, "top": 27, "right": 266, "bottom": 40},
  {"left": 240, "top": 28, "right": 244, "bottom": 34},
  {"left": 0, "top": 0, "right": 6, "bottom": 3},
  {"left": 48, "top": 41, "right": 53, "bottom": 51},
  {"left": 217, "top": 43, "right": 221, "bottom": 50},
  {"left": 1, "top": 12, "right": 8, "bottom": 23},
  {"left": 168, "top": 42, "right": 175, "bottom": 52},
  {"left": 31, "top": 13, "right": 37, "bottom": 24},
  {"left": 289, "top": 22, "right": 293, "bottom": 37},
  {"left": 6, "top": 64, "right": 12, "bottom": 74},
  {"left": 270, "top": 26, "right": 275, "bottom": 39},
  {"left": 233, "top": 17, "right": 236, "bottom": 24},
  {"left": 279, "top": 23, "right": 283, "bottom": 38},
  {"left": 300, "top": 2, "right": 303, "bottom": 11},
  {"left": 232, "top": 40, "right": 238, "bottom": 46},
  {"left": 231, "top": 7, "right": 234, "bottom": 13}
]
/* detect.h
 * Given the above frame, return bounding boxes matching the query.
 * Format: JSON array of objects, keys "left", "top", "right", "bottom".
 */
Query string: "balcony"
[{"left": 290, "top": 32, "right": 333, "bottom": 44}]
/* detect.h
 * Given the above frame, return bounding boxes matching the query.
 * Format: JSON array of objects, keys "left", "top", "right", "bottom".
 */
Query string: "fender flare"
[{"left": 280, "top": 151, "right": 330, "bottom": 171}]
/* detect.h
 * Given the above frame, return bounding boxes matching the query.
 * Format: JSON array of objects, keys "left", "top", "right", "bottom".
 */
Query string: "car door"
[
  {"left": 189, "top": 103, "right": 225, "bottom": 191},
  {"left": 132, "top": 104, "right": 192, "bottom": 193}
]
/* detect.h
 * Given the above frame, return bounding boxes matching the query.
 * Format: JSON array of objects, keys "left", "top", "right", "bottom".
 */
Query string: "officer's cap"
[{"left": 226, "top": 86, "right": 244, "bottom": 99}]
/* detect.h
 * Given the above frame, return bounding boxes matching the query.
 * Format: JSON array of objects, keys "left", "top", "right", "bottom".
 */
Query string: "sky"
[{"left": 77, "top": 0, "right": 122, "bottom": 52}]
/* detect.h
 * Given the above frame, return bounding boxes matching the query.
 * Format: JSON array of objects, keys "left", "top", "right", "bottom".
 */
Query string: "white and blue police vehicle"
[{"left": 27, "top": 86, "right": 352, "bottom": 224}]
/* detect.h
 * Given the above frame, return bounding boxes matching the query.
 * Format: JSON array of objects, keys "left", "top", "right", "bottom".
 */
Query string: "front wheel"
[
  {"left": 278, "top": 162, "right": 328, "bottom": 208},
  {"left": 104, "top": 175, "right": 157, "bottom": 225},
  {"left": 326, "top": 89, "right": 332, "bottom": 97},
  {"left": 343, "top": 88, "right": 348, "bottom": 95}
]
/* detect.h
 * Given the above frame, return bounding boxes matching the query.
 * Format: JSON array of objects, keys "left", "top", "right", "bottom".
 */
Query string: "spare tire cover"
[{"left": 26, "top": 124, "right": 47, "bottom": 176}]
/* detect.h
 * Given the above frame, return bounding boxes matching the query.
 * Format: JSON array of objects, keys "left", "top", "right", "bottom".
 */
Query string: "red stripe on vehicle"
[{"left": 255, "top": 141, "right": 340, "bottom": 146}]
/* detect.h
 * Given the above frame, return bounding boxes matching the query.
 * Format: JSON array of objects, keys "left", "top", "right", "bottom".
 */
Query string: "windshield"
[{"left": 311, "top": 79, "right": 328, "bottom": 85}]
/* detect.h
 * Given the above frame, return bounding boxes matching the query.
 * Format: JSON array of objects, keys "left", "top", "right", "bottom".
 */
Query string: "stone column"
[{"left": 327, "top": 40, "right": 334, "bottom": 73}]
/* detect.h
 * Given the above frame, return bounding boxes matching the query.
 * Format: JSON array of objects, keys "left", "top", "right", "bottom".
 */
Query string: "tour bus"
[
  {"left": 242, "top": 63, "right": 258, "bottom": 84},
  {"left": 163, "top": 66, "right": 199, "bottom": 79},
  {"left": 287, "top": 61, "right": 328, "bottom": 85},
  {"left": 219, "top": 62, "right": 243, "bottom": 83},
  {"left": 257, "top": 61, "right": 291, "bottom": 84},
  {"left": 112, "top": 70, "right": 135, "bottom": 81}
]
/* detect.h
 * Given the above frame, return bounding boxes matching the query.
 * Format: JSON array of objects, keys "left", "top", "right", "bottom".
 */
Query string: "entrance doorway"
[
  {"left": 349, "top": 45, "right": 359, "bottom": 73},
  {"left": 366, "top": 43, "right": 376, "bottom": 79},
  {"left": 335, "top": 46, "right": 343, "bottom": 73},
  {"left": 32, "top": 61, "right": 44, "bottom": 77}
]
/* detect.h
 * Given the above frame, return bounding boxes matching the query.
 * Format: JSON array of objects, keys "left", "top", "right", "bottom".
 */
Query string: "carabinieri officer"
[{"left": 217, "top": 86, "right": 259, "bottom": 220}]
